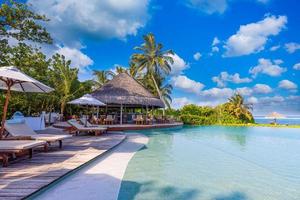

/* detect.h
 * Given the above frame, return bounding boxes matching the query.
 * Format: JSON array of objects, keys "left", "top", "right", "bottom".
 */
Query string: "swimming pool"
[{"left": 118, "top": 126, "right": 300, "bottom": 200}]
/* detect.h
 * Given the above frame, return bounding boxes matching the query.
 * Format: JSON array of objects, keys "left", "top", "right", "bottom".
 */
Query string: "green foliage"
[
  {"left": 131, "top": 33, "right": 174, "bottom": 108},
  {"left": 0, "top": 0, "right": 52, "bottom": 44},
  {"left": 178, "top": 94, "right": 254, "bottom": 125}
]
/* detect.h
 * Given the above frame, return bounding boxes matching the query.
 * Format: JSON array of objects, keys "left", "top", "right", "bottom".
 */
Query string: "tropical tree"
[
  {"left": 131, "top": 33, "right": 174, "bottom": 105},
  {"left": 143, "top": 73, "right": 172, "bottom": 109},
  {"left": 0, "top": 0, "right": 52, "bottom": 65},
  {"left": 93, "top": 70, "right": 115, "bottom": 88},
  {"left": 224, "top": 93, "right": 253, "bottom": 122},
  {"left": 115, "top": 66, "right": 127, "bottom": 74},
  {"left": 50, "top": 54, "right": 81, "bottom": 115}
]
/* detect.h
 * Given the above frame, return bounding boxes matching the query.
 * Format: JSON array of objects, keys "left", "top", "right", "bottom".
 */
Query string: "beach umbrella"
[
  {"left": 265, "top": 112, "right": 285, "bottom": 123},
  {"left": 68, "top": 94, "right": 105, "bottom": 107},
  {"left": 68, "top": 94, "right": 105, "bottom": 125},
  {"left": 0, "top": 66, "right": 54, "bottom": 138}
]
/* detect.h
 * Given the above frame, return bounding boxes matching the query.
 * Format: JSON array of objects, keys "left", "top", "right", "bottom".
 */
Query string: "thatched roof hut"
[{"left": 91, "top": 73, "right": 164, "bottom": 108}]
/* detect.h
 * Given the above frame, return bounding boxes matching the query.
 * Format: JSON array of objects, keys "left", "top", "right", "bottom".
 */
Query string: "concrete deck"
[
  {"left": 0, "top": 133, "right": 126, "bottom": 200},
  {"left": 31, "top": 134, "right": 149, "bottom": 200}
]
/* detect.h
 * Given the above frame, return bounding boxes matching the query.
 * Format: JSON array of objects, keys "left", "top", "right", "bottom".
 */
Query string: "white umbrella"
[
  {"left": 0, "top": 66, "right": 54, "bottom": 138},
  {"left": 68, "top": 94, "right": 105, "bottom": 106},
  {"left": 68, "top": 94, "right": 105, "bottom": 126},
  {"left": 265, "top": 112, "right": 286, "bottom": 123}
]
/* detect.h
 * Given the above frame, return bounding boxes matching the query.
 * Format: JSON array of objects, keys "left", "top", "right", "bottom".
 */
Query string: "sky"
[{"left": 18, "top": 0, "right": 300, "bottom": 115}]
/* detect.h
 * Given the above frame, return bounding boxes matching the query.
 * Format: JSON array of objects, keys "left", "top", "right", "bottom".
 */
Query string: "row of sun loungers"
[
  {"left": 0, "top": 119, "right": 108, "bottom": 167},
  {"left": 68, "top": 119, "right": 107, "bottom": 136}
]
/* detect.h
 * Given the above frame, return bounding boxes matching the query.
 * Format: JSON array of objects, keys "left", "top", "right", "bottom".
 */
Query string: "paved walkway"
[
  {"left": 0, "top": 133, "right": 126, "bottom": 200},
  {"left": 32, "top": 134, "right": 148, "bottom": 200}
]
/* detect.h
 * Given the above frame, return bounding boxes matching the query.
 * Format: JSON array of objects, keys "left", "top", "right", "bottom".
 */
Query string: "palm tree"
[
  {"left": 115, "top": 66, "right": 127, "bottom": 74},
  {"left": 225, "top": 93, "right": 253, "bottom": 122},
  {"left": 50, "top": 54, "right": 81, "bottom": 114},
  {"left": 93, "top": 70, "right": 115, "bottom": 88},
  {"left": 160, "top": 83, "right": 173, "bottom": 109},
  {"left": 142, "top": 72, "right": 173, "bottom": 109},
  {"left": 131, "top": 33, "right": 174, "bottom": 106}
]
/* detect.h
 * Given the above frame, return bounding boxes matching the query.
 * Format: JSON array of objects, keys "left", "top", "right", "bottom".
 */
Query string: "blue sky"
[{"left": 23, "top": 0, "right": 300, "bottom": 115}]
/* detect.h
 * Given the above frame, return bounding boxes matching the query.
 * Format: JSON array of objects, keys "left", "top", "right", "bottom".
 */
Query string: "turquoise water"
[{"left": 118, "top": 126, "right": 300, "bottom": 200}]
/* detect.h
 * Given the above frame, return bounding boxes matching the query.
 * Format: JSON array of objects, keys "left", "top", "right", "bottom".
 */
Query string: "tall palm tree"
[
  {"left": 131, "top": 33, "right": 174, "bottom": 106},
  {"left": 225, "top": 93, "right": 253, "bottom": 122},
  {"left": 142, "top": 72, "right": 173, "bottom": 109},
  {"left": 93, "top": 70, "right": 115, "bottom": 88},
  {"left": 160, "top": 83, "right": 173, "bottom": 109}
]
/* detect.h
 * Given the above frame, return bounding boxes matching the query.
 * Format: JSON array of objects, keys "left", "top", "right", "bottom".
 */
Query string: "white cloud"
[
  {"left": 270, "top": 45, "right": 280, "bottom": 51},
  {"left": 274, "top": 59, "right": 283, "bottom": 65},
  {"left": 293, "top": 63, "right": 300, "bottom": 70},
  {"left": 56, "top": 46, "right": 93, "bottom": 72},
  {"left": 246, "top": 96, "right": 258, "bottom": 104},
  {"left": 171, "top": 75, "right": 205, "bottom": 94},
  {"left": 253, "top": 84, "right": 272, "bottom": 94},
  {"left": 193, "top": 52, "right": 202, "bottom": 61},
  {"left": 172, "top": 97, "right": 193, "bottom": 109},
  {"left": 260, "top": 95, "right": 285, "bottom": 103},
  {"left": 278, "top": 80, "right": 298, "bottom": 90},
  {"left": 224, "top": 15, "right": 287, "bottom": 57},
  {"left": 249, "top": 58, "right": 287, "bottom": 77},
  {"left": 236, "top": 87, "right": 253, "bottom": 96},
  {"left": 184, "top": 0, "right": 228, "bottom": 14},
  {"left": 212, "top": 46, "right": 220, "bottom": 53},
  {"left": 212, "top": 72, "right": 252, "bottom": 87},
  {"left": 28, "top": 0, "right": 150, "bottom": 46},
  {"left": 257, "top": 0, "right": 270, "bottom": 4},
  {"left": 285, "top": 42, "right": 300, "bottom": 53},
  {"left": 169, "top": 54, "right": 189, "bottom": 75},
  {"left": 199, "top": 87, "right": 234, "bottom": 98},
  {"left": 212, "top": 37, "right": 220, "bottom": 46}
]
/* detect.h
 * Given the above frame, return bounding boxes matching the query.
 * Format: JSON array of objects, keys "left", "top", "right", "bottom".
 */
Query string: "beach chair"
[
  {"left": 134, "top": 115, "right": 144, "bottom": 125},
  {"left": 104, "top": 115, "right": 114, "bottom": 125},
  {"left": 5, "top": 122, "right": 71, "bottom": 149},
  {"left": 68, "top": 119, "right": 107, "bottom": 136},
  {"left": 0, "top": 140, "right": 47, "bottom": 167}
]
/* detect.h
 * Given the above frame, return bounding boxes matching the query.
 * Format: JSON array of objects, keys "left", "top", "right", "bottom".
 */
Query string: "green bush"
[{"left": 180, "top": 114, "right": 217, "bottom": 125}]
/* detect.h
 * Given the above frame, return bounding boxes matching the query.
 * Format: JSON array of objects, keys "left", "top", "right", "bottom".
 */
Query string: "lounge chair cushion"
[
  {"left": 68, "top": 119, "right": 107, "bottom": 131},
  {"left": 5, "top": 122, "right": 71, "bottom": 142},
  {"left": 0, "top": 140, "right": 46, "bottom": 151}
]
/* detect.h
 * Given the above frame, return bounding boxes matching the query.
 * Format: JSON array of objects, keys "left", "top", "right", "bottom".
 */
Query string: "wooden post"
[
  {"left": 120, "top": 104, "right": 123, "bottom": 125},
  {"left": 0, "top": 82, "right": 12, "bottom": 139}
]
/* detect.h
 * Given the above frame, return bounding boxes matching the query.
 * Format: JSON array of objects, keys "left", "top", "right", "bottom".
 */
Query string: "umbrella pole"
[{"left": 0, "top": 85, "right": 11, "bottom": 139}]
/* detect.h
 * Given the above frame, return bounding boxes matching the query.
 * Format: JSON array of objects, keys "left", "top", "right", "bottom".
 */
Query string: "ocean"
[{"left": 254, "top": 116, "right": 300, "bottom": 125}]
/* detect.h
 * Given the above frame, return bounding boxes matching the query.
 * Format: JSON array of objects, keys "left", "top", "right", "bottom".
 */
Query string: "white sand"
[{"left": 35, "top": 133, "right": 148, "bottom": 200}]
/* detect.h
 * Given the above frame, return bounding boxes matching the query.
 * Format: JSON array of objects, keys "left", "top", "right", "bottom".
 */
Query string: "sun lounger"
[
  {"left": 68, "top": 119, "right": 107, "bottom": 136},
  {"left": 0, "top": 140, "right": 47, "bottom": 167},
  {"left": 5, "top": 122, "right": 71, "bottom": 148},
  {"left": 80, "top": 118, "right": 97, "bottom": 127}
]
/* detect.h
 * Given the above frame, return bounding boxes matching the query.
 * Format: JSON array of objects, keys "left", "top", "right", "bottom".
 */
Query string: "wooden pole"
[
  {"left": 120, "top": 104, "right": 123, "bottom": 125},
  {"left": 0, "top": 83, "right": 12, "bottom": 139}
]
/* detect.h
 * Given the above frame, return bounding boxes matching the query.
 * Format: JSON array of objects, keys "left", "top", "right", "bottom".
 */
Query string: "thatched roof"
[{"left": 91, "top": 73, "right": 164, "bottom": 108}]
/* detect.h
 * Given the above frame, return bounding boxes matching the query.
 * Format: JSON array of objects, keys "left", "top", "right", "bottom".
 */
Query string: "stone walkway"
[{"left": 32, "top": 134, "right": 149, "bottom": 200}]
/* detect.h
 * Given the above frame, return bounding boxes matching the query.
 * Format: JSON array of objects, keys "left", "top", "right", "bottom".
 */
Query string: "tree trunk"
[
  {"left": 60, "top": 101, "right": 66, "bottom": 116},
  {"left": 0, "top": 85, "right": 11, "bottom": 139},
  {"left": 151, "top": 74, "right": 166, "bottom": 116}
]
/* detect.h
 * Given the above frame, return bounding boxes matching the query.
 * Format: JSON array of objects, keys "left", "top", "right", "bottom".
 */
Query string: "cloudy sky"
[{"left": 25, "top": 0, "right": 300, "bottom": 115}]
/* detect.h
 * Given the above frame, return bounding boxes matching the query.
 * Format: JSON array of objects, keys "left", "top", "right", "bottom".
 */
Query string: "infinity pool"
[{"left": 118, "top": 126, "right": 300, "bottom": 200}]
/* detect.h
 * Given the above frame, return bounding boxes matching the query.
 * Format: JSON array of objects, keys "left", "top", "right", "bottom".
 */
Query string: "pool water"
[{"left": 118, "top": 126, "right": 300, "bottom": 200}]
